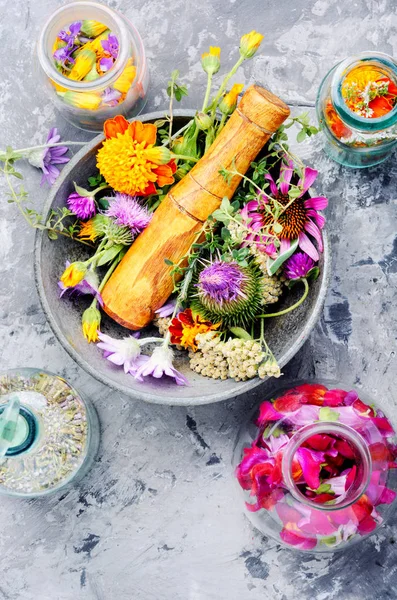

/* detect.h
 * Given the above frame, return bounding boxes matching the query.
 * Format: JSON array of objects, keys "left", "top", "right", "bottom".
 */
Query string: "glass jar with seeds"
[{"left": 0, "top": 368, "right": 99, "bottom": 497}]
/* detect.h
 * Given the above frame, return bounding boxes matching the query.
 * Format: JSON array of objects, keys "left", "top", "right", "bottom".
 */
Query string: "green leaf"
[
  {"left": 221, "top": 227, "right": 231, "bottom": 241},
  {"left": 164, "top": 258, "right": 174, "bottom": 266},
  {"left": 97, "top": 244, "right": 124, "bottom": 267},
  {"left": 229, "top": 326, "right": 252, "bottom": 340},
  {"left": 318, "top": 407, "right": 340, "bottom": 422},
  {"left": 47, "top": 230, "right": 58, "bottom": 240},
  {"left": 267, "top": 238, "right": 299, "bottom": 276},
  {"left": 273, "top": 221, "right": 283, "bottom": 234},
  {"left": 74, "top": 182, "right": 93, "bottom": 197},
  {"left": 296, "top": 129, "right": 307, "bottom": 143},
  {"left": 307, "top": 266, "right": 320, "bottom": 282}
]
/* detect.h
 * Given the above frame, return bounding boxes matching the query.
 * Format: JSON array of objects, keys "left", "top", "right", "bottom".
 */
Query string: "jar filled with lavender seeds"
[{"left": 0, "top": 368, "right": 99, "bottom": 497}]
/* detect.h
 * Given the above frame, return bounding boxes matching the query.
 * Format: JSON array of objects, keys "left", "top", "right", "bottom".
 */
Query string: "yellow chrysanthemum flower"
[
  {"left": 113, "top": 60, "right": 137, "bottom": 94},
  {"left": 239, "top": 31, "right": 264, "bottom": 59},
  {"left": 219, "top": 83, "right": 244, "bottom": 115},
  {"left": 82, "top": 305, "right": 101, "bottom": 343},
  {"left": 69, "top": 48, "right": 97, "bottom": 81},
  {"left": 60, "top": 262, "right": 87, "bottom": 288},
  {"left": 201, "top": 46, "right": 221, "bottom": 75},
  {"left": 97, "top": 116, "right": 176, "bottom": 196}
]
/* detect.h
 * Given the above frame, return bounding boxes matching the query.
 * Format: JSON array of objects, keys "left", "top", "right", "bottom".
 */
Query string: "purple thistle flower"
[
  {"left": 67, "top": 192, "right": 96, "bottom": 220},
  {"left": 105, "top": 193, "right": 152, "bottom": 236},
  {"left": 101, "top": 34, "right": 119, "bottom": 59},
  {"left": 102, "top": 87, "right": 122, "bottom": 107},
  {"left": 97, "top": 332, "right": 149, "bottom": 375},
  {"left": 99, "top": 57, "right": 114, "bottom": 72},
  {"left": 134, "top": 345, "right": 188, "bottom": 386},
  {"left": 27, "top": 128, "right": 69, "bottom": 186},
  {"left": 58, "top": 263, "right": 103, "bottom": 305},
  {"left": 284, "top": 252, "right": 315, "bottom": 280},
  {"left": 197, "top": 260, "right": 247, "bottom": 306}
]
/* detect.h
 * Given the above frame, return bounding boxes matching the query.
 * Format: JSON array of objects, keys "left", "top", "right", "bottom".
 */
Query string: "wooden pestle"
[{"left": 102, "top": 85, "right": 290, "bottom": 330}]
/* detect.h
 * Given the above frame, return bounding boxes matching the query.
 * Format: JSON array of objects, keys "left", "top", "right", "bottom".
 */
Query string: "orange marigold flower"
[
  {"left": 78, "top": 217, "right": 102, "bottom": 242},
  {"left": 169, "top": 308, "right": 220, "bottom": 352},
  {"left": 97, "top": 116, "right": 177, "bottom": 196}
]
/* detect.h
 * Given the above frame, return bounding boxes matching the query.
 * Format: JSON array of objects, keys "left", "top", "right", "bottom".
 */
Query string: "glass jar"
[
  {"left": 37, "top": 1, "right": 149, "bottom": 132},
  {"left": 316, "top": 52, "right": 397, "bottom": 168},
  {"left": 233, "top": 381, "right": 397, "bottom": 552},
  {"left": 0, "top": 368, "right": 100, "bottom": 497}
]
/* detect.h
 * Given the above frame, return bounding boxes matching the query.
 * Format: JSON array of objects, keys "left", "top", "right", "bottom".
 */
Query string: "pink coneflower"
[
  {"left": 104, "top": 193, "right": 152, "bottom": 236},
  {"left": 241, "top": 160, "right": 328, "bottom": 261}
]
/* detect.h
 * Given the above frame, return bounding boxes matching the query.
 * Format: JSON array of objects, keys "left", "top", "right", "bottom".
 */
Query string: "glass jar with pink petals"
[{"left": 233, "top": 381, "right": 397, "bottom": 552}]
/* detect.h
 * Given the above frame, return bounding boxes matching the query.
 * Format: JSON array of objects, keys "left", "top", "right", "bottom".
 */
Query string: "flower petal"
[
  {"left": 304, "top": 196, "right": 328, "bottom": 210},
  {"left": 298, "top": 231, "right": 319, "bottom": 261},
  {"left": 264, "top": 173, "right": 278, "bottom": 196},
  {"left": 298, "top": 167, "right": 318, "bottom": 195},
  {"left": 304, "top": 219, "right": 324, "bottom": 253}
]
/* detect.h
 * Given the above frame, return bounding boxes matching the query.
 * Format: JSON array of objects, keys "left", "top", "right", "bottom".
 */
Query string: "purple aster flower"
[
  {"left": 99, "top": 57, "right": 114, "bottom": 72},
  {"left": 134, "top": 345, "right": 188, "bottom": 386},
  {"left": 58, "top": 263, "right": 103, "bottom": 305},
  {"left": 67, "top": 192, "right": 96, "bottom": 220},
  {"left": 284, "top": 252, "right": 315, "bottom": 280},
  {"left": 197, "top": 260, "right": 247, "bottom": 305},
  {"left": 105, "top": 193, "right": 152, "bottom": 236},
  {"left": 101, "top": 34, "right": 119, "bottom": 59},
  {"left": 102, "top": 87, "right": 122, "bottom": 107},
  {"left": 97, "top": 332, "right": 149, "bottom": 375},
  {"left": 27, "top": 128, "right": 69, "bottom": 186},
  {"left": 155, "top": 299, "right": 177, "bottom": 318}
]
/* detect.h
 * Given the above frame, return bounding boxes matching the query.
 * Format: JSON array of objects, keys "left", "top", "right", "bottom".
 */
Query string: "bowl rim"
[{"left": 34, "top": 109, "right": 331, "bottom": 405}]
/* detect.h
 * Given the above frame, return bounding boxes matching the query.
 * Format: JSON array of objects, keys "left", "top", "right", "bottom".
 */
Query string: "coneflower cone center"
[{"left": 262, "top": 194, "right": 307, "bottom": 240}]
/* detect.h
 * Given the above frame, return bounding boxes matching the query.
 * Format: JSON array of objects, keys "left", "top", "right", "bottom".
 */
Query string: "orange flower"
[
  {"left": 169, "top": 308, "right": 220, "bottom": 351},
  {"left": 97, "top": 116, "right": 177, "bottom": 196}
]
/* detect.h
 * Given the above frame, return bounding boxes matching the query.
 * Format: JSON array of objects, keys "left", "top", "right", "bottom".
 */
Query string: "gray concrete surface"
[{"left": 1, "top": 0, "right": 397, "bottom": 598}]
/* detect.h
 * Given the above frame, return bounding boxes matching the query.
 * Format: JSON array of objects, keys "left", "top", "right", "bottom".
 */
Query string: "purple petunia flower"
[
  {"left": 284, "top": 252, "right": 315, "bottom": 280},
  {"left": 58, "top": 263, "right": 103, "bottom": 306},
  {"left": 197, "top": 260, "right": 247, "bottom": 305},
  {"left": 101, "top": 34, "right": 119, "bottom": 59},
  {"left": 105, "top": 193, "right": 152, "bottom": 236},
  {"left": 67, "top": 192, "right": 96, "bottom": 220},
  {"left": 97, "top": 332, "right": 149, "bottom": 375},
  {"left": 27, "top": 128, "right": 69, "bottom": 186},
  {"left": 102, "top": 87, "right": 122, "bottom": 107},
  {"left": 99, "top": 57, "right": 114, "bottom": 72},
  {"left": 134, "top": 345, "right": 188, "bottom": 385}
]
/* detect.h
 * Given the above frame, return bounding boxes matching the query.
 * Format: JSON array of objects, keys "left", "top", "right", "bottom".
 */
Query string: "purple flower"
[
  {"left": 197, "top": 260, "right": 246, "bottom": 305},
  {"left": 67, "top": 192, "right": 96, "bottom": 220},
  {"left": 284, "top": 252, "right": 315, "bottom": 280},
  {"left": 99, "top": 57, "right": 114, "bottom": 72},
  {"left": 27, "top": 128, "right": 69, "bottom": 186},
  {"left": 97, "top": 332, "right": 149, "bottom": 375},
  {"left": 53, "top": 45, "right": 76, "bottom": 65},
  {"left": 102, "top": 87, "right": 122, "bottom": 107},
  {"left": 58, "top": 21, "right": 82, "bottom": 45},
  {"left": 105, "top": 193, "right": 152, "bottom": 236},
  {"left": 155, "top": 299, "right": 177, "bottom": 318},
  {"left": 101, "top": 34, "right": 119, "bottom": 59},
  {"left": 58, "top": 263, "right": 103, "bottom": 306},
  {"left": 134, "top": 345, "right": 188, "bottom": 386}
]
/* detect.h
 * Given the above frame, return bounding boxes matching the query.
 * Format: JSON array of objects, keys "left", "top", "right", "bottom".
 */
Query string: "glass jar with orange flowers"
[
  {"left": 316, "top": 52, "right": 397, "bottom": 168},
  {"left": 37, "top": 1, "right": 149, "bottom": 131}
]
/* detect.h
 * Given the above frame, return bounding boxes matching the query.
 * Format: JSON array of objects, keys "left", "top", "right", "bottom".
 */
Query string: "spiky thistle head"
[{"left": 189, "top": 258, "right": 263, "bottom": 328}]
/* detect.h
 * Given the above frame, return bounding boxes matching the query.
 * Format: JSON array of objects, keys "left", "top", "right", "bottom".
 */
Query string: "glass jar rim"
[
  {"left": 281, "top": 421, "right": 372, "bottom": 511},
  {"left": 37, "top": 1, "right": 141, "bottom": 91},
  {"left": 330, "top": 51, "right": 397, "bottom": 131}
]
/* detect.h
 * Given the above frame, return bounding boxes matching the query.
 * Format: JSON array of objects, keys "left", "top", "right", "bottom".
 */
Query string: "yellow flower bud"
[
  {"left": 219, "top": 83, "right": 244, "bottom": 115},
  {"left": 239, "top": 30, "right": 264, "bottom": 59},
  {"left": 144, "top": 146, "right": 172, "bottom": 165},
  {"left": 80, "top": 20, "right": 109, "bottom": 38},
  {"left": 60, "top": 91, "right": 102, "bottom": 111},
  {"left": 60, "top": 262, "right": 87, "bottom": 288},
  {"left": 82, "top": 305, "right": 101, "bottom": 343},
  {"left": 69, "top": 48, "right": 97, "bottom": 81},
  {"left": 201, "top": 46, "right": 221, "bottom": 75},
  {"left": 113, "top": 60, "right": 137, "bottom": 94}
]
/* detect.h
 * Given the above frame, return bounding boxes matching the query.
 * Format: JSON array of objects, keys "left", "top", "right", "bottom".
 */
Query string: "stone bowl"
[{"left": 34, "top": 110, "right": 331, "bottom": 406}]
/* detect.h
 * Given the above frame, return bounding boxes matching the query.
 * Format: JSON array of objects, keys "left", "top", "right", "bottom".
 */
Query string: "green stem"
[
  {"left": 98, "top": 257, "right": 120, "bottom": 293},
  {"left": 210, "top": 55, "right": 245, "bottom": 116},
  {"left": 1, "top": 141, "right": 87, "bottom": 158},
  {"left": 217, "top": 113, "right": 227, "bottom": 134},
  {"left": 171, "top": 153, "right": 199, "bottom": 163},
  {"left": 202, "top": 72, "right": 213, "bottom": 111},
  {"left": 161, "top": 122, "right": 191, "bottom": 147},
  {"left": 257, "top": 278, "right": 309, "bottom": 318}
]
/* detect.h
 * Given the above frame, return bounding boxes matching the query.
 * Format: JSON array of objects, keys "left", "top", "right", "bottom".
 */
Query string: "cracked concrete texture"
[{"left": 1, "top": 0, "right": 397, "bottom": 598}]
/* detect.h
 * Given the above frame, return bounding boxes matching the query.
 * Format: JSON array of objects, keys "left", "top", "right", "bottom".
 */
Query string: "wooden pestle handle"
[{"left": 102, "top": 85, "right": 290, "bottom": 330}]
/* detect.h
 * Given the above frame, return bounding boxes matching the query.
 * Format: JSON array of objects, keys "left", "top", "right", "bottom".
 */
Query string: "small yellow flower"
[
  {"left": 239, "top": 31, "right": 264, "bottom": 59},
  {"left": 201, "top": 46, "right": 221, "bottom": 75},
  {"left": 219, "top": 83, "right": 244, "bottom": 115},
  {"left": 113, "top": 59, "right": 137, "bottom": 94},
  {"left": 80, "top": 20, "right": 109, "bottom": 38},
  {"left": 78, "top": 216, "right": 105, "bottom": 242},
  {"left": 60, "top": 262, "right": 87, "bottom": 288},
  {"left": 82, "top": 305, "right": 101, "bottom": 343},
  {"left": 60, "top": 91, "right": 102, "bottom": 111},
  {"left": 69, "top": 48, "right": 97, "bottom": 81},
  {"left": 144, "top": 146, "right": 172, "bottom": 165}
]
